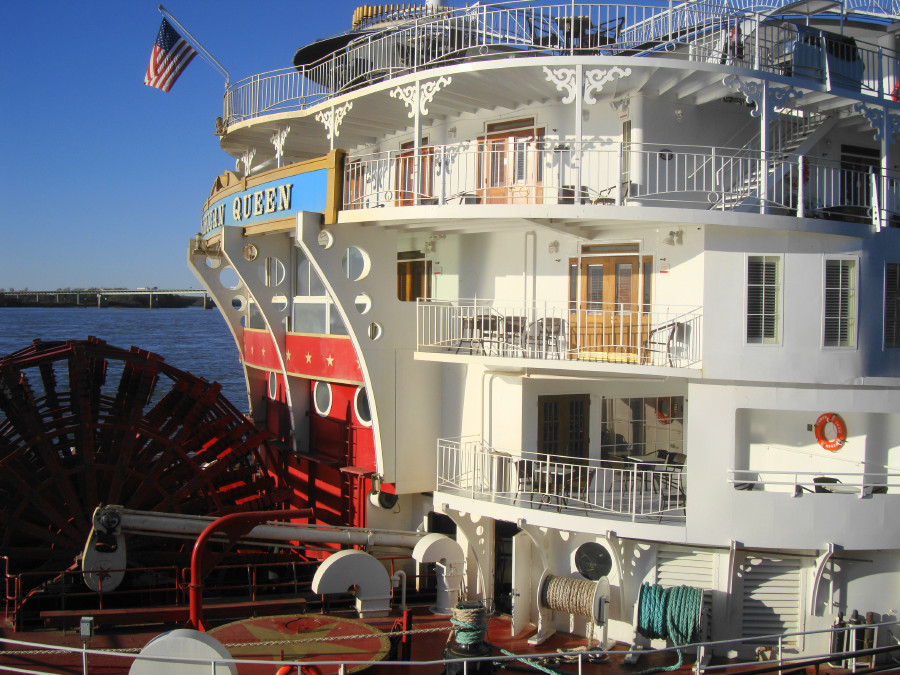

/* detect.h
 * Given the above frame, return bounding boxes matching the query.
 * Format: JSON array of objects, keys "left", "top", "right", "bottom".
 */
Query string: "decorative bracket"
[
  {"left": 390, "top": 76, "right": 451, "bottom": 118},
  {"left": 270, "top": 126, "right": 290, "bottom": 165},
  {"left": 584, "top": 67, "right": 632, "bottom": 104},
  {"left": 315, "top": 102, "right": 353, "bottom": 140},
  {"left": 810, "top": 543, "right": 837, "bottom": 616},
  {"left": 239, "top": 148, "right": 256, "bottom": 176},
  {"left": 544, "top": 66, "right": 632, "bottom": 105},
  {"left": 854, "top": 102, "right": 900, "bottom": 143},
  {"left": 543, "top": 66, "right": 578, "bottom": 104},
  {"left": 723, "top": 75, "right": 801, "bottom": 118}
]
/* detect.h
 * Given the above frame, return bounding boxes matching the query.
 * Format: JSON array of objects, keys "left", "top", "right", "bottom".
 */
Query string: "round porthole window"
[
  {"left": 354, "top": 387, "right": 372, "bottom": 427},
  {"left": 268, "top": 371, "right": 278, "bottom": 399},
  {"left": 313, "top": 381, "right": 332, "bottom": 417},
  {"left": 574, "top": 542, "right": 613, "bottom": 581}
]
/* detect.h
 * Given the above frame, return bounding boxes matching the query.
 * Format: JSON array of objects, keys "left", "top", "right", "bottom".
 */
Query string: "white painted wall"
[{"left": 687, "top": 380, "right": 900, "bottom": 551}]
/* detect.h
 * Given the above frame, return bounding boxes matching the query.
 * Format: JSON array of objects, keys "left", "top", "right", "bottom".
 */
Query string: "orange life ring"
[
  {"left": 814, "top": 413, "right": 846, "bottom": 451},
  {"left": 657, "top": 397, "right": 673, "bottom": 425}
]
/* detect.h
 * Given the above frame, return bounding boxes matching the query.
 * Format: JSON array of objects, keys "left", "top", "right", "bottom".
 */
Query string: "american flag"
[{"left": 144, "top": 18, "right": 197, "bottom": 92}]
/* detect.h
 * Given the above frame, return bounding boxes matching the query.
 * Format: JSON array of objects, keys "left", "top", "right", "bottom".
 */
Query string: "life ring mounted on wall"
[
  {"left": 892, "top": 80, "right": 899, "bottom": 103},
  {"left": 657, "top": 397, "right": 674, "bottom": 424},
  {"left": 813, "top": 412, "right": 846, "bottom": 451}
]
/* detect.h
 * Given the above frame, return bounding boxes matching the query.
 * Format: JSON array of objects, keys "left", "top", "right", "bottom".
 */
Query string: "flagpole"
[{"left": 158, "top": 5, "right": 230, "bottom": 89}]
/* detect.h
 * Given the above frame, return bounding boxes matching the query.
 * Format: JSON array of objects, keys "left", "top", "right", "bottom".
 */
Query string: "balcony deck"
[
  {"left": 346, "top": 140, "right": 899, "bottom": 228},
  {"left": 437, "top": 439, "right": 686, "bottom": 525},
  {"left": 224, "top": 1, "right": 899, "bottom": 129},
  {"left": 417, "top": 299, "right": 702, "bottom": 370}
]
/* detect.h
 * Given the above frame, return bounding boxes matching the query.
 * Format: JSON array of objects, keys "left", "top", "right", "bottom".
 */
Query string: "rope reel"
[
  {"left": 631, "top": 582, "right": 705, "bottom": 674},
  {"left": 538, "top": 573, "right": 609, "bottom": 625}
]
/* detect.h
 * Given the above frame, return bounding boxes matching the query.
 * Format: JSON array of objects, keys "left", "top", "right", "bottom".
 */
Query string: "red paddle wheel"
[{"left": 0, "top": 337, "right": 293, "bottom": 581}]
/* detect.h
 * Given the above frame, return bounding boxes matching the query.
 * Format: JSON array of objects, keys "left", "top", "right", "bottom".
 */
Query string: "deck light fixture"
[{"left": 663, "top": 230, "right": 683, "bottom": 246}]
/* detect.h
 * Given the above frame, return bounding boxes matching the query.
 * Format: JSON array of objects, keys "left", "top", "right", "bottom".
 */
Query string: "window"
[
  {"left": 397, "top": 251, "right": 432, "bottom": 302},
  {"left": 537, "top": 394, "right": 589, "bottom": 460},
  {"left": 621, "top": 120, "right": 632, "bottom": 187},
  {"left": 824, "top": 258, "right": 857, "bottom": 347},
  {"left": 600, "top": 396, "right": 684, "bottom": 460},
  {"left": 884, "top": 263, "right": 899, "bottom": 348},
  {"left": 747, "top": 256, "right": 780, "bottom": 344}
]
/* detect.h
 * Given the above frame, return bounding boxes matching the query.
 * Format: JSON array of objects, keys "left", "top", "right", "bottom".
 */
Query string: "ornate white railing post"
[
  {"left": 797, "top": 155, "right": 805, "bottom": 219},
  {"left": 616, "top": 143, "right": 624, "bottom": 205},
  {"left": 439, "top": 145, "right": 447, "bottom": 205}
]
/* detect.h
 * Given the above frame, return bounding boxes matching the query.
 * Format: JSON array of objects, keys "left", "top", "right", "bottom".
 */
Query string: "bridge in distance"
[{"left": 2, "top": 288, "right": 212, "bottom": 309}]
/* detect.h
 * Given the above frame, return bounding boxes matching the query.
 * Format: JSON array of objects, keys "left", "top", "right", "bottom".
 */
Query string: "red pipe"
[{"left": 187, "top": 508, "right": 313, "bottom": 631}]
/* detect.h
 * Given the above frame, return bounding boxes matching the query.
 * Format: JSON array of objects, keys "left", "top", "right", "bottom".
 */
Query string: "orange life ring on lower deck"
[
  {"left": 657, "top": 397, "right": 673, "bottom": 424},
  {"left": 814, "top": 412, "right": 846, "bottom": 451}
]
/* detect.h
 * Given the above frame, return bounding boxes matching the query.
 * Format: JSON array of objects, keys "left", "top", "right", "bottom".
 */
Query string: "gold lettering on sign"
[{"left": 204, "top": 182, "right": 295, "bottom": 231}]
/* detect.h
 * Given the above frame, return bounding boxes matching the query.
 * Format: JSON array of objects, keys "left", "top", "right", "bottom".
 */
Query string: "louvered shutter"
[{"left": 740, "top": 556, "right": 803, "bottom": 651}]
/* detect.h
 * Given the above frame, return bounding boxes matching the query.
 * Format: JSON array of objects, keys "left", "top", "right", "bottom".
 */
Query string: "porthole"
[
  {"left": 354, "top": 387, "right": 372, "bottom": 427},
  {"left": 367, "top": 322, "right": 383, "bottom": 341},
  {"left": 355, "top": 293, "right": 372, "bottom": 314},
  {"left": 313, "top": 381, "right": 332, "bottom": 417},
  {"left": 219, "top": 267, "right": 241, "bottom": 290},
  {"left": 268, "top": 371, "right": 278, "bottom": 399},
  {"left": 317, "top": 229, "right": 334, "bottom": 250},
  {"left": 574, "top": 542, "right": 613, "bottom": 581},
  {"left": 342, "top": 246, "right": 371, "bottom": 281}
]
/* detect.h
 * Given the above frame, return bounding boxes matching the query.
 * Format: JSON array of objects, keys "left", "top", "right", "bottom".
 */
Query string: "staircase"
[{"left": 713, "top": 110, "right": 835, "bottom": 212}]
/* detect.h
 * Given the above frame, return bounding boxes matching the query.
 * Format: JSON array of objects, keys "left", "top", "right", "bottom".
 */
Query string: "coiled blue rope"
[{"left": 634, "top": 582, "right": 703, "bottom": 674}]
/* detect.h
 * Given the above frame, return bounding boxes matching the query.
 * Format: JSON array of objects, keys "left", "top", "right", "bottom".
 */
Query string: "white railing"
[
  {"left": 3, "top": 618, "right": 900, "bottom": 674},
  {"left": 729, "top": 469, "right": 900, "bottom": 497},
  {"left": 344, "top": 140, "right": 900, "bottom": 225},
  {"left": 437, "top": 438, "right": 686, "bottom": 521},
  {"left": 223, "top": 2, "right": 900, "bottom": 127},
  {"left": 417, "top": 299, "right": 702, "bottom": 368}
]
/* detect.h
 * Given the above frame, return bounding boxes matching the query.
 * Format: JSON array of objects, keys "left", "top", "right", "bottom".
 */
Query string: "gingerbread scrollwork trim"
[{"left": 315, "top": 102, "right": 353, "bottom": 140}]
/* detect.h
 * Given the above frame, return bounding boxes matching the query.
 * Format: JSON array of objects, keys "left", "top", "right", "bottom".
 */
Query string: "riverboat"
[
  {"left": 194, "top": 0, "right": 900, "bottom": 667},
  {"left": 5, "top": 0, "right": 900, "bottom": 672}
]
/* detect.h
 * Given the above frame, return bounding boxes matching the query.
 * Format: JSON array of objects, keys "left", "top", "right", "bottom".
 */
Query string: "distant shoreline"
[{"left": 0, "top": 295, "right": 206, "bottom": 309}]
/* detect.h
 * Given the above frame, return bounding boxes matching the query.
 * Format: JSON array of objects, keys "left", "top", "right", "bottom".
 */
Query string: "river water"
[{"left": 0, "top": 306, "right": 247, "bottom": 408}]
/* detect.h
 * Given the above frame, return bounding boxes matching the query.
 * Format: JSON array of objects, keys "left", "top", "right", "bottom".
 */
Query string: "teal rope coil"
[{"left": 634, "top": 582, "right": 704, "bottom": 675}]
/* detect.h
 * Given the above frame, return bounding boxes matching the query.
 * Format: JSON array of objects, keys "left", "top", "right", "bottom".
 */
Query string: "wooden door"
[
  {"left": 397, "top": 257, "right": 432, "bottom": 301},
  {"left": 395, "top": 139, "right": 432, "bottom": 206},
  {"left": 572, "top": 255, "right": 641, "bottom": 359},
  {"left": 479, "top": 120, "right": 544, "bottom": 204}
]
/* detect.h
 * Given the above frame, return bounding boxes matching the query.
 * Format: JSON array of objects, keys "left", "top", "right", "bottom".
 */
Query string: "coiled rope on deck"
[
  {"left": 634, "top": 582, "right": 704, "bottom": 674},
  {"left": 541, "top": 574, "right": 596, "bottom": 619},
  {"left": 450, "top": 602, "right": 488, "bottom": 645},
  {"left": 450, "top": 602, "right": 566, "bottom": 675}
]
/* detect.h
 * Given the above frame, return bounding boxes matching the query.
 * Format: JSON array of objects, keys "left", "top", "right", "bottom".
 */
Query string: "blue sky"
[{"left": 0, "top": 1, "right": 356, "bottom": 290}]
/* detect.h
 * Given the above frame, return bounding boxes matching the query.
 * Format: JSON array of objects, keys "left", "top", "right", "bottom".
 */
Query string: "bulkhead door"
[{"left": 511, "top": 531, "right": 534, "bottom": 636}]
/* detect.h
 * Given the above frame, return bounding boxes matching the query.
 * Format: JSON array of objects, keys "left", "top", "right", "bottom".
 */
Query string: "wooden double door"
[
  {"left": 570, "top": 253, "right": 650, "bottom": 360},
  {"left": 479, "top": 119, "right": 544, "bottom": 204}
]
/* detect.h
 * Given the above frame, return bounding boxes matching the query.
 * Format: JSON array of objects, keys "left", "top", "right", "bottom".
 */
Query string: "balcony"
[
  {"left": 345, "top": 140, "right": 899, "bottom": 226},
  {"left": 436, "top": 438, "right": 686, "bottom": 523},
  {"left": 417, "top": 299, "right": 701, "bottom": 369},
  {"left": 730, "top": 469, "right": 899, "bottom": 497},
  {"left": 223, "top": 2, "right": 899, "bottom": 127}
]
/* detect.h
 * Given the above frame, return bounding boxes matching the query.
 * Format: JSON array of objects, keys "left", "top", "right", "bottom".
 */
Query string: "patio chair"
[
  {"left": 813, "top": 476, "right": 842, "bottom": 493},
  {"left": 514, "top": 459, "right": 537, "bottom": 507},
  {"left": 524, "top": 318, "right": 568, "bottom": 359},
  {"left": 644, "top": 320, "right": 690, "bottom": 367}
]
